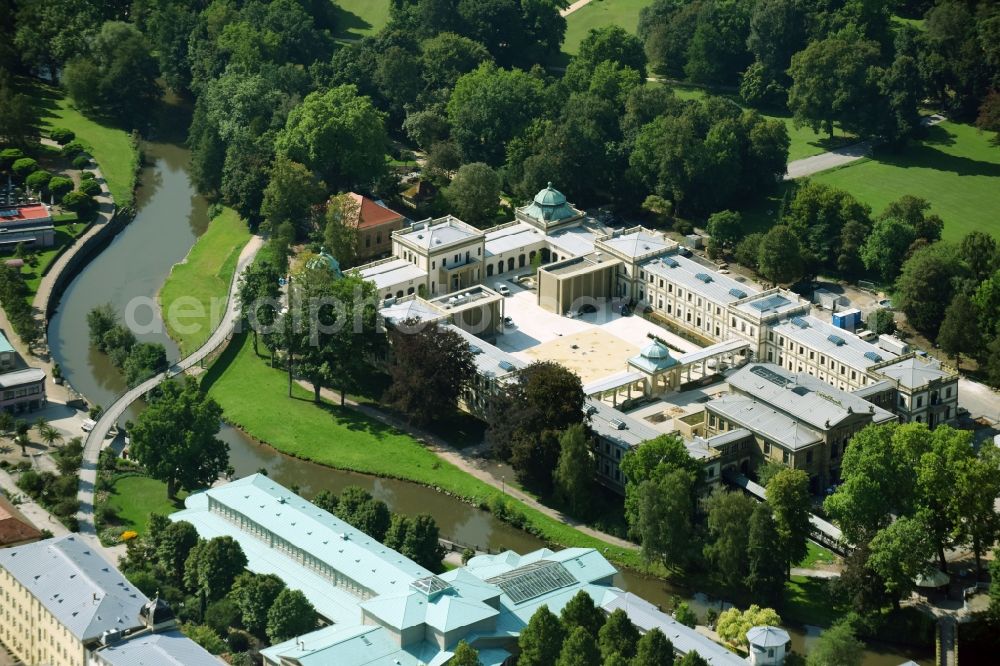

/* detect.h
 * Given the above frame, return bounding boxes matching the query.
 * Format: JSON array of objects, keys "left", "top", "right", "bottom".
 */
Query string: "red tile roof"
[
  {"left": 0, "top": 494, "right": 43, "bottom": 547},
  {"left": 0, "top": 204, "right": 51, "bottom": 223},
  {"left": 349, "top": 193, "right": 404, "bottom": 230}
]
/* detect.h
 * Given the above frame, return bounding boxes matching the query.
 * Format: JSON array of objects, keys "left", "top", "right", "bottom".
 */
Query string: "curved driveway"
[{"left": 75, "top": 236, "right": 263, "bottom": 541}]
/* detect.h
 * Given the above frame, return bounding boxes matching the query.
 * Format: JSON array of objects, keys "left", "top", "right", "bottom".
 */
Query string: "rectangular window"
[
  {"left": 782, "top": 450, "right": 790, "bottom": 464},
  {"left": 764, "top": 441, "right": 771, "bottom": 454},
  {"left": 917, "top": 396, "right": 923, "bottom": 408},
  {"left": 806, "top": 450, "right": 813, "bottom": 464}
]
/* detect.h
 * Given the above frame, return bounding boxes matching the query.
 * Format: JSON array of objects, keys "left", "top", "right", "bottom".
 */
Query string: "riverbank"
[
  {"left": 201, "top": 333, "right": 650, "bottom": 572},
  {"left": 159, "top": 206, "right": 250, "bottom": 355}
]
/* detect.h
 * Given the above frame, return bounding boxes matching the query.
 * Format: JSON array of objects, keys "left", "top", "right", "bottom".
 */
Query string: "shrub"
[
  {"left": 0, "top": 148, "right": 25, "bottom": 170},
  {"left": 25, "top": 170, "right": 52, "bottom": 192},
  {"left": 72, "top": 154, "right": 91, "bottom": 170},
  {"left": 12, "top": 158, "right": 38, "bottom": 179},
  {"left": 61, "top": 141, "right": 85, "bottom": 158},
  {"left": 17, "top": 470, "right": 44, "bottom": 496},
  {"left": 96, "top": 503, "right": 120, "bottom": 526},
  {"left": 53, "top": 498, "right": 80, "bottom": 518},
  {"left": 78, "top": 179, "right": 101, "bottom": 196},
  {"left": 205, "top": 598, "right": 241, "bottom": 637},
  {"left": 62, "top": 190, "right": 95, "bottom": 213},
  {"left": 208, "top": 202, "right": 223, "bottom": 219},
  {"left": 48, "top": 176, "right": 74, "bottom": 198},
  {"left": 49, "top": 127, "right": 75, "bottom": 144},
  {"left": 183, "top": 624, "right": 227, "bottom": 654},
  {"left": 99, "top": 526, "right": 127, "bottom": 545},
  {"left": 79, "top": 170, "right": 95, "bottom": 180}
]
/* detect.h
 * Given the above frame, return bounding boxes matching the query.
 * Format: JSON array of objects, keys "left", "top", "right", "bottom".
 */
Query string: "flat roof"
[
  {"left": 484, "top": 222, "right": 544, "bottom": 256},
  {"left": 427, "top": 285, "right": 502, "bottom": 313},
  {"left": 0, "top": 367, "right": 45, "bottom": 388},
  {"left": 734, "top": 289, "right": 808, "bottom": 319},
  {"left": 596, "top": 228, "right": 673, "bottom": 261},
  {"left": 676, "top": 338, "right": 750, "bottom": 366},
  {"left": 445, "top": 324, "right": 525, "bottom": 379},
  {"left": 707, "top": 393, "right": 823, "bottom": 451},
  {"left": 542, "top": 253, "right": 618, "bottom": 277},
  {"left": 379, "top": 297, "right": 446, "bottom": 326},
  {"left": 546, "top": 226, "right": 599, "bottom": 258},
  {"left": 728, "top": 364, "right": 896, "bottom": 430},
  {"left": 355, "top": 258, "right": 426, "bottom": 291},
  {"left": 395, "top": 216, "right": 483, "bottom": 251},
  {"left": 643, "top": 253, "right": 759, "bottom": 307},
  {"left": 0, "top": 535, "right": 148, "bottom": 640},
  {"left": 770, "top": 314, "right": 896, "bottom": 373},
  {"left": 586, "top": 398, "right": 659, "bottom": 449},
  {"left": 872, "top": 354, "right": 957, "bottom": 390}
]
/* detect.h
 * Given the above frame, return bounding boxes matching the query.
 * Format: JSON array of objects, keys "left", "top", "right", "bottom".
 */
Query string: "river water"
[{"left": 45, "top": 128, "right": 930, "bottom": 665}]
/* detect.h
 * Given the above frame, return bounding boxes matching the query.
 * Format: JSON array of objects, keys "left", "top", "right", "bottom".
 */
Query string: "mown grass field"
[
  {"left": 202, "top": 332, "right": 648, "bottom": 571},
  {"left": 106, "top": 475, "right": 187, "bottom": 534},
  {"left": 21, "top": 221, "right": 87, "bottom": 299},
  {"left": 331, "top": 0, "right": 390, "bottom": 40},
  {"left": 26, "top": 81, "right": 138, "bottom": 207},
  {"left": 563, "top": 0, "right": 650, "bottom": 55},
  {"left": 811, "top": 121, "right": 1000, "bottom": 242},
  {"left": 159, "top": 207, "right": 250, "bottom": 354}
]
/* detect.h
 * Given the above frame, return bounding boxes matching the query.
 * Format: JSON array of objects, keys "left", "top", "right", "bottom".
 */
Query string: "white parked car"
[
  {"left": 81, "top": 419, "right": 96, "bottom": 433},
  {"left": 494, "top": 283, "right": 511, "bottom": 296}
]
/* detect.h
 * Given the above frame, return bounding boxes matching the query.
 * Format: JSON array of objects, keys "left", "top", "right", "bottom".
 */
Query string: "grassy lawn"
[
  {"left": 106, "top": 475, "right": 187, "bottom": 534},
  {"left": 783, "top": 575, "right": 843, "bottom": 627},
  {"left": 159, "top": 207, "right": 250, "bottom": 355},
  {"left": 563, "top": 0, "right": 651, "bottom": 55},
  {"left": 811, "top": 121, "right": 1000, "bottom": 242},
  {"left": 203, "top": 333, "right": 648, "bottom": 571},
  {"left": 796, "top": 542, "right": 837, "bottom": 569},
  {"left": 25, "top": 81, "right": 138, "bottom": 207},
  {"left": 331, "top": 0, "right": 390, "bottom": 40}
]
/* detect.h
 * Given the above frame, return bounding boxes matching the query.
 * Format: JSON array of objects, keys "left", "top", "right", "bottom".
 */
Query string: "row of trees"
[
  {"left": 312, "top": 485, "right": 446, "bottom": 572},
  {"left": 638, "top": 0, "right": 999, "bottom": 138},
  {"left": 120, "top": 522, "right": 318, "bottom": 656},
  {"left": 620, "top": 435, "right": 812, "bottom": 607},
  {"left": 87, "top": 303, "right": 170, "bottom": 386},
  {"left": 826, "top": 423, "right": 1000, "bottom": 612},
  {"left": 0, "top": 266, "right": 39, "bottom": 350}
]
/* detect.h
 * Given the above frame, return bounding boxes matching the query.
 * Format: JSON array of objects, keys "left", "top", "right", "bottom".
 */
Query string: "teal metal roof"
[
  {"left": 306, "top": 247, "right": 342, "bottom": 277},
  {"left": 628, "top": 340, "right": 678, "bottom": 373},
  {"left": 521, "top": 183, "right": 579, "bottom": 223},
  {"left": 0, "top": 330, "right": 13, "bottom": 354}
]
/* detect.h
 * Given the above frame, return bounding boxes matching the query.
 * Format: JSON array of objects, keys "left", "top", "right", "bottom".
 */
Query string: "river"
[{"left": 44, "top": 118, "right": 930, "bottom": 666}]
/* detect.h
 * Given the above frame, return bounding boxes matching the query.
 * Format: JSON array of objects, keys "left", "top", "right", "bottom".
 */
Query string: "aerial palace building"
[{"left": 173, "top": 474, "right": 749, "bottom": 666}]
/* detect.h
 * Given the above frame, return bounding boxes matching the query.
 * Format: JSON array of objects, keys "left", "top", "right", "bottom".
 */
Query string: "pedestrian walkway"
[
  {"left": 0, "top": 469, "right": 70, "bottom": 538},
  {"left": 561, "top": 0, "right": 594, "bottom": 17},
  {"left": 75, "top": 236, "right": 263, "bottom": 545}
]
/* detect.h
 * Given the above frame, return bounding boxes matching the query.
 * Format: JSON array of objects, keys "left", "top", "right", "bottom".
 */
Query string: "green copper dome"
[
  {"left": 534, "top": 182, "right": 567, "bottom": 207},
  {"left": 306, "top": 247, "right": 342, "bottom": 277},
  {"left": 629, "top": 340, "right": 678, "bottom": 374},
  {"left": 642, "top": 340, "right": 672, "bottom": 360},
  {"left": 522, "top": 182, "right": 578, "bottom": 223}
]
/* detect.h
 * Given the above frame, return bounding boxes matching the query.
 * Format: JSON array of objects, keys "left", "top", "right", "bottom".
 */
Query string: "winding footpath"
[{"left": 74, "top": 235, "right": 263, "bottom": 548}]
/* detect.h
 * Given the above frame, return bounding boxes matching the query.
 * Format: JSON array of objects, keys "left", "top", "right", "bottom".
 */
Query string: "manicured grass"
[
  {"left": 796, "top": 542, "right": 837, "bottom": 569},
  {"left": 331, "top": 0, "right": 390, "bottom": 40},
  {"left": 25, "top": 81, "right": 138, "bottom": 207},
  {"left": 811, "top": 121, "right": 1000, "bottom": 242},
  {"left": 106, "top": 475, "right": 187, "bottom": 534},
  {"left": 563, "top": 0, "right": 651, "bottom": 55},
  {"left": 159, "top": 207, "right": 250, "bottom": 355},
  {"left": 202, "top": 333, "right": 648, "bottom": 571},
  {"left": 783, "top": 575, "right": 843, "bottom": 627}
]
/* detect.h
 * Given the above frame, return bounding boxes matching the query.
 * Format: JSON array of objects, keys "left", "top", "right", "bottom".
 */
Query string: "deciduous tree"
[
  {"left": 807, "top": 619, "right": 863, "bottom": 666},
  {"left": 703, "top": 489, "right": 755, "bottom": 588},
  {"left": 444, "top": 162, "right": 500, "bottom": 227},
  {"left": 183, "top": 536, "right": 247, "bottom": 601},
  {"left": 266, "top": 588, "right": 318, "bottom": 643},
  {"left": 384, "top": 321, "right": 476, "bottom": 427},
  {"left": 560, "top": 590, "right": 605, "bottom": 639},
  {"left": 260, "top": 156, "right": 326, "bottom": 237},
  {"left": 229, "top": 572, "right": 286, "bottom": 639},
  {"left": 517, "top": 605, "right": 566, "bottom": 666},
  {"left": 757, "top": 225, "right": 804, "bottom": 285},
  {"left": 937, "top": 294, "right": 980, "bottom": 367},
  {"left": 129, "top": 378, "right": 228, "bottom": 498},
  {"left": 716, "top": 605, "right": 781, "bottom": 648},
  {"left": 598, "top": 608, "right": 640, "bottom": 662},
  {"left": 554, "top": 424, "right": 595, "bottom": 517},
  {"left": 557, "top": 626, "right": 601, "bottom": 666},
  {"left": 766, "top": 468, "right": 811, "bottom": 575},
  {"left": 867, "top": 515, "right": 935, "bottom": 607},
  {"left": 746, "top": 503, "right": 786, "bottom": 607},
  {"left": 633, "top": 628, "right": 674, "bottom": 666},
  {"left": 895, "top": 242, "right": 967, "bottom": 338}
]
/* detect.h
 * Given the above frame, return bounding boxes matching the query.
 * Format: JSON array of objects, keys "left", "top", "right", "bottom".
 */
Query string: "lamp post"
[{"left": 501, "top": 475, "right": 505, "bottom": 495}]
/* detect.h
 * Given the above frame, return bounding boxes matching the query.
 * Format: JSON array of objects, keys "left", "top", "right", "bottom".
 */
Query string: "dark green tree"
[
  {"left": 632, "top": 628, "right": 674, "bottom": 666},
  {"left": 333, "top": 486, "right": 392, "bottom": 543},
  {"left": 183, "top": 536, "right": 248, "bottom": 601},
  {"left": 960, "top": 231, "right": 999, "bottom": 283},
  {"left": 757, "top": 225, "right": 804, "bottom": 285},
  {"left": 260, "top": 156, "right": 326, "bottom": 237},
  {"left": 556, "top": 626, "right": 601, "bottom": 666},
  {"left": 746, "top": 503, "right": 786, "bottom": 606},
  {"left": 937, "top": 293, "right": 980, "bottom": 368},
  {"left": 128, "top": 377, "right": 228, "bottom": 498},
  {"left": 868, "top": 515, "right": 936, "bottom": 608},
  {"left": 384, "top": 321, "right": 476, "bottom": 427},
  {"left": 229, "top": 572, "right": 286, "bottom": 639},
  {"left": 450, "top": 640, "right": 482, "bottom": 666},
  {"left": 156, "top": 520, "right": 200, "bottom": 587},
  {"left": 766, "top": 468, "right": 811, "bottom": 576},
  {"left": 266, "top": 588, "right": 318, "bottom": 643},
  {"left": 444, "top": 162, "right": 501, "bottom": 227},
  {"left": 703, "top": 489, "right": 755, "bottom": 588},
  {"left": 598, "top": 608, "right": 640, "bottom": 662},
  {"left": 806, "top": 619, "right": 863, "bottom": 666},
  {"left": 553, "top": 424, "right": 595, "bottom": 517},
  {"left": 706, "top": 211, "right": 743, "bottom": 251},
  {"left": 517, "top": 605, "right": 566, "bottom": 666},
  {"left": 238, "top": 259, "right": 282, "bottom": 356},
  {"left": 895, "top": 242, "right": 967, "bottom": 338},
  {"left": 560, "top": 590, "right": 606, "bottom": 639}
]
